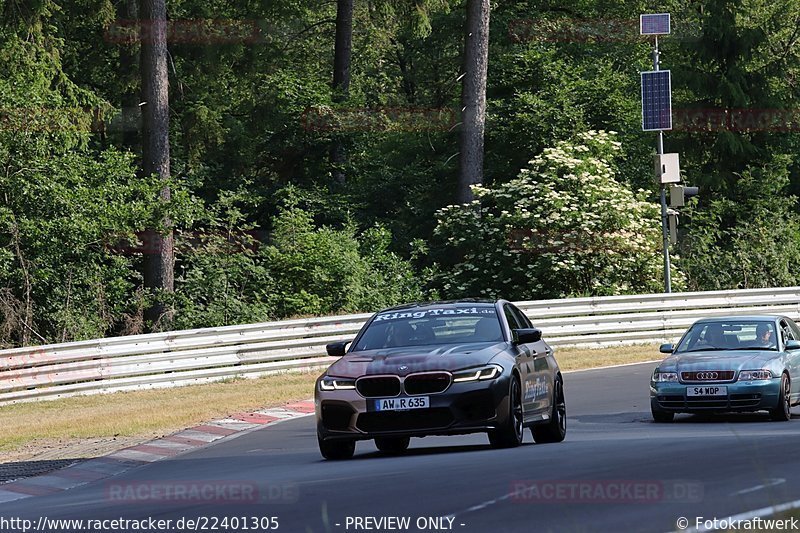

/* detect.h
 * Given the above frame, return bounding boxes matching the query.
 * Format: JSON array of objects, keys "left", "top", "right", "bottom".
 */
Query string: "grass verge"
[
  {"left": 556, "top": 343, "right": 661, "bottom": 372},
  {"left": 0, "top": 371, "right": 321, "bottom": 462},
  {"left": 0, "top": 344, "right": 660, "bottom": 462}
]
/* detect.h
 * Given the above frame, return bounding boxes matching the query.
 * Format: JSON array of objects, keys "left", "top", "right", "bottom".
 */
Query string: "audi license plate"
[
  {"left": 687, "top": 386, "right": 727, "bottom": 397},
  {"left": 375, "top": 396, "right": 429, "bottom": 411}
]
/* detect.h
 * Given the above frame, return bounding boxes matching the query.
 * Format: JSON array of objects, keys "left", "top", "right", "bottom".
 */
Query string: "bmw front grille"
[{"left": 355, "top": 372, "right": 452, "bottom": 397}]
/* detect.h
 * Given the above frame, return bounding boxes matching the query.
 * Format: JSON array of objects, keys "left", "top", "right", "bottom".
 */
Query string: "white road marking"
[
  {"left": 730, "top": 478, "right": 786, "bottom": 495},
  {"left": 444, "top": 491, "right": 516, "bottom": 521},
  {"left": 678, "top": 495, "right": 800, "bottom": 532}
]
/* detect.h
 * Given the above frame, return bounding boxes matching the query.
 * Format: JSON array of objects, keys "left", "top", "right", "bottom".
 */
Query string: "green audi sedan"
[{"left": 650, "top": 315, "right": 800, "bottom": 422}]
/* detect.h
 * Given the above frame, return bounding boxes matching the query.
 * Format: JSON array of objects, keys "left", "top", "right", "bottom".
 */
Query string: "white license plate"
[
  {"left": 687, "top": 386, "right": 727, "bottom": 397},
  {"left": 375, "top": 396, "right": 429, "bottom": 411}
]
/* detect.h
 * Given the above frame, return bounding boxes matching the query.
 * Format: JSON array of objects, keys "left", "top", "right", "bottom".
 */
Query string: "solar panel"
[
  {"left": 640, "top": 13, "right": 670, "bottom": 35},
  {"left": 641, "top": 70, "right": 672, "bottom": 131}
]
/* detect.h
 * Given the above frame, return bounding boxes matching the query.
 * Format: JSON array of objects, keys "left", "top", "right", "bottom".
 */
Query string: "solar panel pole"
[
  {"left": 640, "top": 13, "right": 673, "bottom": 293},
  {"left": 654, "top": 35, "right": 672, "bottom": 293}
]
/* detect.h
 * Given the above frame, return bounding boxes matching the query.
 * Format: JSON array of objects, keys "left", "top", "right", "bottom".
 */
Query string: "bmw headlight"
[
  {"left": 652, "top": 370, "right": 679, "bottom": 382},
  {"left": 738, "top": 369, "right": 773, "bottom": 381},
  {"left": 452, "top": 364, "right": 503, "bottom": 383},
  {"left": 319, "top": 377, "right": 356, "bottom": 391}
]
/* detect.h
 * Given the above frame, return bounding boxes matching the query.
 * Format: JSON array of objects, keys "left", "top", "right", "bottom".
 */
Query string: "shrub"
[{"left": 433, "top": 131, "right": 677, "bottom": 299}]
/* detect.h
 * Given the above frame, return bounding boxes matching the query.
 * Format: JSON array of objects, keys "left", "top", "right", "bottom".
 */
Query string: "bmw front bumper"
[{"left": 316, "top": 377, "right": 512, "bottom": 441}]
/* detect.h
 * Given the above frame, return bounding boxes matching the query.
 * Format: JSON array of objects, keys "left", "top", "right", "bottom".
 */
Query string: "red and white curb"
[{"left": 0, "top": 400, "right": 315, "bottom": 505}]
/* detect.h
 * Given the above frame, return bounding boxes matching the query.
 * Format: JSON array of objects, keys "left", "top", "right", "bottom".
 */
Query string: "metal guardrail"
[{"left": 2, "top": 286, "right": 800, "bottom": 404}]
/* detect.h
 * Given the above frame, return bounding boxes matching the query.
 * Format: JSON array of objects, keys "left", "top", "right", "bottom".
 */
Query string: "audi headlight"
[
  {"left": 452, "top": 364, "right": 503, "bottom": 383},
  {"left": 652, "top": 370, "right": 679, "bottom": 383},
  {"left": 319, "top": 377, "right": 356, "bottom": 391},
  {"left": 738, "top": 369, "right": 773, "bottom": 381}
]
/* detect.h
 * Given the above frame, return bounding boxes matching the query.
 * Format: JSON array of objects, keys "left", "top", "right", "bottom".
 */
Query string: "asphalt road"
[{"left": 5, "top": 362, "right": 800, "bottom": 533}]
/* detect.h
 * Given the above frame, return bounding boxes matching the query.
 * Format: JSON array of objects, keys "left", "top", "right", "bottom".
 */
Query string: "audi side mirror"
[
  {"left": 786, "top": 340, "right": 800, "bottom": 351},
  {"left": 659, "top": 343, "right": 674, "bottom": 354}
]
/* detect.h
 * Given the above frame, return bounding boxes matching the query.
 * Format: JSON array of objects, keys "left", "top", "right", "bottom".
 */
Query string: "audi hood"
[{"left": 658, "top": 350, "right": 780, "bottom": 374}]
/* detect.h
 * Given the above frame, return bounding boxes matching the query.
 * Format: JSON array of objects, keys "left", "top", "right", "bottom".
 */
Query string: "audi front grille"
[{"left": 681, "top": 371, "right": 735, "bottom": 382}]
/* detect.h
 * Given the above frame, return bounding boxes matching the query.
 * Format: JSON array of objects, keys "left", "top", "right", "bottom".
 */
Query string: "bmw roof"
[{"left": 379, "top": 299, "right": 500, "bottom": 312}]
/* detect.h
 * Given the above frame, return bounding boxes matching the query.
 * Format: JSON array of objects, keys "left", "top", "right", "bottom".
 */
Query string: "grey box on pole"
[
  {"left": 669, "top": 184, "right": 685, "bottom": 207},
  {"left": 655, "top": 153, "right": 680, "bottom": 184},
  {"left": 668, "top": 213, "right": 678, "bottom": 244}
]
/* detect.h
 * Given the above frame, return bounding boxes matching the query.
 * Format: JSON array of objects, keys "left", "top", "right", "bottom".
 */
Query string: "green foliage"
[
  {"left": 679, "top": 155, "right": 800, "bottom": 290},
  {"left": 263, "top": 193, "right": 425, "bottom": 318},
  {"left": 163, "top": 183, "right": 426, "bottom": 329},
  {"left": 169, "top": 188, "right": 276, "bottom": 330},
  {"left": 0, "top": 20, "right": 157, "bottom": 345},
  {"left": 487, "top": 0, "right": 656, "bottom": 192},
  {"left": 434, "top": 131, "right": 675, "bottom": 299},
  {"left": 3, "top": 0, "right": 800, "bottom": 348},
  {"left": 0, "top": 146, "right": 163, "bottom": 344}
]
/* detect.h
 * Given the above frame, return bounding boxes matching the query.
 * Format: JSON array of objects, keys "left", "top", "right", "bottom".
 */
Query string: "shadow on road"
[
  {"left": 670, "top": 412, "right": 800, "bottom": 424},
  {"left": 571, "top": 412, "right": 651, "bottom": 424},
  {"left": 572, "top": 411, "right": 800, "bottom": 425},
  {"left": 345, "top": 441, "right": 548, "bottom": 461},
  {"left": 0, "top": 459, "right": 83, "bottom": 483}
]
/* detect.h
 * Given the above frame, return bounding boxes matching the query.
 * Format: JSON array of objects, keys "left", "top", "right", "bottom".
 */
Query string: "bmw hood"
[
  {"left": 658, "top": 350, "right": 779, "bottom": 373},
  {"left": 324, "top": 342, "right": 507, "bottom": 378}
]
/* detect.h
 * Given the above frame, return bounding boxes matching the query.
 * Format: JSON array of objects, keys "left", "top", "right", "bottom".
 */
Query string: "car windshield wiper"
[
  {"left": 680, "top": 347, "right": 734, "bottom": 353},
  {"left": 736, "top": 346, "right": 778, "bottom": 351}
]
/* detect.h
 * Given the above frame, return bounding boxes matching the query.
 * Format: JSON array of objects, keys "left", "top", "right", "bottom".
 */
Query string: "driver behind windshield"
[{"left": 755, "top": 323, "right": 776, "bottom": 349}]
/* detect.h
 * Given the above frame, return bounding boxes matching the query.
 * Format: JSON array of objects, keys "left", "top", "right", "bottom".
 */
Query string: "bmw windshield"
[{"left": 352, "top": 306, "right": 504, "bottom": 351}]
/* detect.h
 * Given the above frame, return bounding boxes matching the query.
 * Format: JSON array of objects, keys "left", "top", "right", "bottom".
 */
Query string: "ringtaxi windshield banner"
[{"left": 373, "top": 307, "right": 496, "bottom": 321}]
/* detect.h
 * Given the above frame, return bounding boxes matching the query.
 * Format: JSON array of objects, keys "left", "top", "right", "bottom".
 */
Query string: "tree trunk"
[
  {"left": 330, "top": 0, "right": 353, "bottom": 185},
  {"left": 120, "top": 0, "right": 139, "bottom": 151},
  {"left": 457, "top": 0, "right": 490, "bottom": 204},
  {"left": 139, "top": 0, "right": 174, "bottom": 328},
  {"left": 395, "top": 40, "right": 416, "bottom": 104}
]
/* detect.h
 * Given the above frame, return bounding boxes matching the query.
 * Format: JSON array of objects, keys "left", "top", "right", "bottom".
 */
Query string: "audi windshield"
[{"left": 674, "top": 320, "right": 778, "bottom": 352}]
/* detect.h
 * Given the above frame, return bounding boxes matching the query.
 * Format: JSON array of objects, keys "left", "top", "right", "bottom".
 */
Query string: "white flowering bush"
[{"left": 434, "top": 131, "right": 677, "bottom": 299}]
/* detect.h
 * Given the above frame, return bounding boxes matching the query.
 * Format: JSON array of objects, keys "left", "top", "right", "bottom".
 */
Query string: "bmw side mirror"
[
  {"left": 326, "top": 341, "right": 350, "bottom": 357},
  {"left": 513, "top": 328, "right": 542, "bottom": 345},
  {"left": 659, "top": 343, "right": 674, "bottom": 354},
  {"left": 786, "top": 340, "right": 800, "bottom": 351}
]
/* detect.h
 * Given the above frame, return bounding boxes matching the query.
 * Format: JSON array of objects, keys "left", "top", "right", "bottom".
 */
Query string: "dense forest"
[{"left": 1, "top": 0, "right": 800, "bottom": 347}]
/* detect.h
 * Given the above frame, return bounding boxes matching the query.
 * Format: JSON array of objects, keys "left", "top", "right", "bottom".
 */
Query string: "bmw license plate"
[
  {"left": 375, "top": 396, "right": 429, "bottom": 411},
  {"left": 687, "top": 386, "right": 727, "bottom": 396}
]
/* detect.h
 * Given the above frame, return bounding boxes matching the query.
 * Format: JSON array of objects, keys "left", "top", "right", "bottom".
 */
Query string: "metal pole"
[
  {"left": 653, "top": 36, "right": 672, "bottom": 293},
  {"left": 659, "top": 158, "right": 672, "bottom": 293}
]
